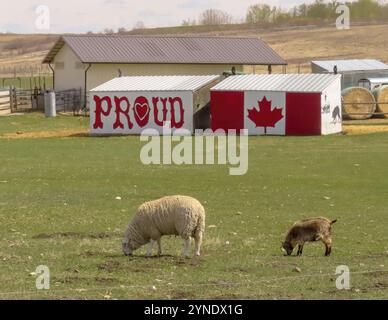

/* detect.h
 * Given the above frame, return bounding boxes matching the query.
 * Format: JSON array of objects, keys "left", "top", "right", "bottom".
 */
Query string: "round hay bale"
[
  {"left": 342, "top": 87, "right": 376, "bottom": 120},
  {"left": 373, "top": 85, "right": 388, "bottom": 118}
]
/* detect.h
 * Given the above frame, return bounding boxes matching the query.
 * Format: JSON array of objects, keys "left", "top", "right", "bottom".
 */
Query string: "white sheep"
[{"left": 122, "top": 195, "right": 205, "bottom": 258}]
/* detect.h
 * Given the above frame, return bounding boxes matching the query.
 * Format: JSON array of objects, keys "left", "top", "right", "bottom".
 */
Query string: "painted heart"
[
  {"left": 134, "top": 103, "right": 150, "bottom": 121},
  {"left": 133, "top": 96, "right": 150, "bottom": 127}
]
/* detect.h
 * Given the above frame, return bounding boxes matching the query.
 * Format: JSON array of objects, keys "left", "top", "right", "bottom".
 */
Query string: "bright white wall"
[{"left": 321, "top": 78, "right": 342, "bottom": 135}]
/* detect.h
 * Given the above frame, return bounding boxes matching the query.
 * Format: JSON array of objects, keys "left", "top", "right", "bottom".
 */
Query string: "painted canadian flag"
[
  {"left": 211, "top": 90, "right": 326, "bottom": 136},
  {"left": 244, "top": 92, "right": 286, "bottom": 135}
]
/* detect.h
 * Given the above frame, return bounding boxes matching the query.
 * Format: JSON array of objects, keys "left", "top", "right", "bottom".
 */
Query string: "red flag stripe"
[
  {"left": 285, "top": 92, "right": 321, "bottom": 136},
  {"left": 211, "top": 91, "right": 244, "bottom": 131}
]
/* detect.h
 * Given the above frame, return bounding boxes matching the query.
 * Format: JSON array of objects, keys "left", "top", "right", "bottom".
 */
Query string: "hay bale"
[
  {"left": 373, "top": 86, "right": 388, "bottom": 118},
  {"left": 342, "top": 87, "right": 376, "bottom": 120}
]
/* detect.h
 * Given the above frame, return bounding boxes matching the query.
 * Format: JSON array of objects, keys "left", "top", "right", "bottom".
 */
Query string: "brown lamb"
[{"left": 282, "top": 217, "right": 337, "bottom": 257}]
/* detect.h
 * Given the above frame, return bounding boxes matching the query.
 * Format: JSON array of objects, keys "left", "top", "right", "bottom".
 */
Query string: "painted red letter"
[
  {"left": 93, "top": 96, "right": 113, "bottom": 129},
  {"left": 169, "top": 97, "right": 185, "bottom": 129},
  {"left": 114, "top": 96, "right": 133, "bottom": 129},
  {"left": 153, "top": 97, "right": 168, "bottom": 127}
]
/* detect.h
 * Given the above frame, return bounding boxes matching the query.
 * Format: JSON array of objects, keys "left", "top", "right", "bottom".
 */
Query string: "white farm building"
[{"left": 42, "top": 35, "right": 286, "bottom": 107}]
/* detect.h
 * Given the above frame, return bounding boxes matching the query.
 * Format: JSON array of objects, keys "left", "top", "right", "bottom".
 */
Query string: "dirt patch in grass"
[
  {"left": 94, "top": 276, "right": 119, "bottom": 284},
  {"left": 53, "top": 275, "right": 87, "bottom": 284},
  {"left": 365, "top": 270, "right": 388, "bottom": 277},
  {"left": 33, "top": 231, "right": 116, "bottom": 240},
  {"left": 0, "top": 129, "right": 89, "bottom": 139},
  {"left": 210, "top": 293, "right": 248, "bottom": 300},
  {"left": 171, "top": 290, "right": 194, "bottom": 300},
  {"left": 229, "top": 266, "right": 256, "bottom": 273},
  {"left": 343, "top": 125, "right": 388, "bottom": 135},
  {"left": 174, "top": 258, "right": 202, "bottom": 267},
  {"left": 208, "top": 280, "right": 236, "bottom": 288},
  {"left": 3, "top": 122, "right": 388, "bottom": 137},
  {"left": 97, "top": 261, "right": 121, "bottom": 272}
]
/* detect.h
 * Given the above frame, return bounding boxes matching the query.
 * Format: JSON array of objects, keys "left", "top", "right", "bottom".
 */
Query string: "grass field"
[
  {"left": 0, "top": 76, "right": 53, "bottom": 90},
  {"left": 0, "top": 113, "right": 387, "bottom": 300}
]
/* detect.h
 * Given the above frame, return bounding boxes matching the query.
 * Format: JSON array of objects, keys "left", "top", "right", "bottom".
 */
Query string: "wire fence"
[
  {"left": 0, "top": 87, "right": 83, "bottom": 115},
  {"left": 0, "top": 65, "right": 53, "bottom": 91}
]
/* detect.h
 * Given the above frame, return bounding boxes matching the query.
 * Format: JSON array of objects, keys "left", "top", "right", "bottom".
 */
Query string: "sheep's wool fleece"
[{"left": 130, "top": 195, "right": 205, "bottom": 241}]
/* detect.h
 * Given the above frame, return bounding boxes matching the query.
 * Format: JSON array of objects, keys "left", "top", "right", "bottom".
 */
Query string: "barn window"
[{"left": 55, "top": 62, "right": 65, "bottom": 70}]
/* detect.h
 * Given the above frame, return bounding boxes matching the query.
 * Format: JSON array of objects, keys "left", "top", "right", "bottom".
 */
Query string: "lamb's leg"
[
  {"left": 183, "top": 238, "right": 191, "bottom": 258},
  {"left": 194, "top": 231, "right": 203, "bottom": 257},
  {"left": 324, "top": 237, "right": 332, "bottom": 256},
  {"left": 297, "top": 244, "right": 304, "bottom": 256},
  {"left": 157, "top": 239, "right": 162, "bottom": 256},
  {"left": 147, "top": 240, "right": 155, "bottom": 257}
]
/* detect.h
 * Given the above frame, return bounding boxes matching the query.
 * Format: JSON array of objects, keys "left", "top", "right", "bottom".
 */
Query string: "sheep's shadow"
[
  {"left": 128, "top": 254, "right": 176, "bottom": 260},
  {"left": 126, "top": 255, "right": 203, "bottom": 266}
]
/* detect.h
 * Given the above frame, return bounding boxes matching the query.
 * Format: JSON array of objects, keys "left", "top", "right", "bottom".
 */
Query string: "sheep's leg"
[
  {"left": 146, "top": 240, "right": 155, "bottom": 257},
  {"left": 194, "top": 231, "right": 203, "bottom": 257},
  {"left": 183, "top": 238, "right": 191, "bottom": 258},
  {"left": 157, "top": 239, "right": 162, "bottom": 256}
]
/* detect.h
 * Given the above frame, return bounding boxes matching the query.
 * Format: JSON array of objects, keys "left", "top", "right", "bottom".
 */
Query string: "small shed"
[
  {"left": 311, "top": 59, "right": 388, "bottom": 89},
  {"left": 211, "top": 74, "right": 342, "bottom": 136},
  {"left": 90, "top": 75, "right": 220, "bottom": 135}
]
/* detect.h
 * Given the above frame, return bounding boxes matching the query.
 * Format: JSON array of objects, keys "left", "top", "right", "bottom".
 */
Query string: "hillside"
[{"left": 0, "top": 23, "right": 387, "bottom": 74}]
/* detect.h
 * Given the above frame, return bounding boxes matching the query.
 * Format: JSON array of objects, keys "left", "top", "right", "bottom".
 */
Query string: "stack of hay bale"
[
  {"left": 373, "top": 86, "right": 388, "bottom": 118},
  {"left": 342, "top": 86, "right": 388, "bottom": 120}
]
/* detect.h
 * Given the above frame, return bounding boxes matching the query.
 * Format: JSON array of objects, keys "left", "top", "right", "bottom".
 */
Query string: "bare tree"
[
  {"left": 181, "top": 19, "right": 197, "bottom": 26},
  {"left": 199, "top": 9, "right": 233, "bottom": 25},
  {"left": 246, "top": 4, "right": 274, "bottom": 24},
  {"left": 117, "top": 27, "right": 128, "bottom": 34},
  {"left": 103, "top": 28, "right": 115, "bottom": 35}
]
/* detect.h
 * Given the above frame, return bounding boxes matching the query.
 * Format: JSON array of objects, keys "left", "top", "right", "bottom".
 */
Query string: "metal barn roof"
[
  {"left": 43, "top": 35, "right": 287, "bottom": 65},
  {"left": 90, "top": 75, "right": 220, "bottom": 92},
  {"left": 311, "top": 59, "right": 388, "bottom": 72},
  {"left": 211, "top": 74, "right": 341, "bottom": 93}
]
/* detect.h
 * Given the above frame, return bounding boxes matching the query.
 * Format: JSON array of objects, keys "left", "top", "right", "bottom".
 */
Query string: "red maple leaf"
[{"left": 247, "top": 96, "right": 284, "bottom": 134}]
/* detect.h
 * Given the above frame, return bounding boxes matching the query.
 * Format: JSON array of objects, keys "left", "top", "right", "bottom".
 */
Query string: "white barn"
[{"left": 42, "top": 35, "right": 287, "bottom": 107}]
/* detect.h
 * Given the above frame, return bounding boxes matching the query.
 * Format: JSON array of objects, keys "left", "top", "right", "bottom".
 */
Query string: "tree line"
[
  {"left": 184, "top": 0, "right": 388, "bottom": 26},
  {"left": 95, "top": 0, "right": 388, "bottom": 34}
]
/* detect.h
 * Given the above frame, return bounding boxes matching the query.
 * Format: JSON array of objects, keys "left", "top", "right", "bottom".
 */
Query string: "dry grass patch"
[{"left": 0, "top": 129, "right": 89, "bottom": 139}]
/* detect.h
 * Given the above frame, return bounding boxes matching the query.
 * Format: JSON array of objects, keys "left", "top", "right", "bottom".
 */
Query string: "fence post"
[{"left": 9, "top": 86, "right": 14, "bottom": 113}]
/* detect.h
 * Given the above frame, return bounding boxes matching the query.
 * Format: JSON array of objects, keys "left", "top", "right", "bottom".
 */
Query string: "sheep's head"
[
  {"left": 122, "top": 241, "right": 132, "bottom": 256},
  {"left": 281, "top": 241, "right": 294, "bottom": 256},
  {"left": 122, "top": 234, "right": 142, "bottom": 256}
]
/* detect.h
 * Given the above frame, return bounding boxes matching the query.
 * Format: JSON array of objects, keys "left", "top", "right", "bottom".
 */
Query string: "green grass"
[
  {"left": 0, "top": 114, "right": 387, "bottom": 300},
  {"left": 0, "top": 113, "right": 88, "bottom": 135}
]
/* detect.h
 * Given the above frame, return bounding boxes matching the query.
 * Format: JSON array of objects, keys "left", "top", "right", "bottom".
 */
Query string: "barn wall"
[
  {"left": 90, "top": 90, "right": 194, "bottom": 135},
  {"left": 53, "top": 45, "right": 86, "bottom": 94},
  {"left": 285, "top": 92, "right": 321, "bottom": 136},
  {"left": 321, "top": 78, "right": 342, "bottom": 135},
  {"left": 87, "top": 64, "right": 242, "bottom": 91}
]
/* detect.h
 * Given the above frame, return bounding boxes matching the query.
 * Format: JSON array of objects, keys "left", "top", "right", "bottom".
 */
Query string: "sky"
[{"left": 0, "top": 0, "right": 317, "bottom": 34}]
